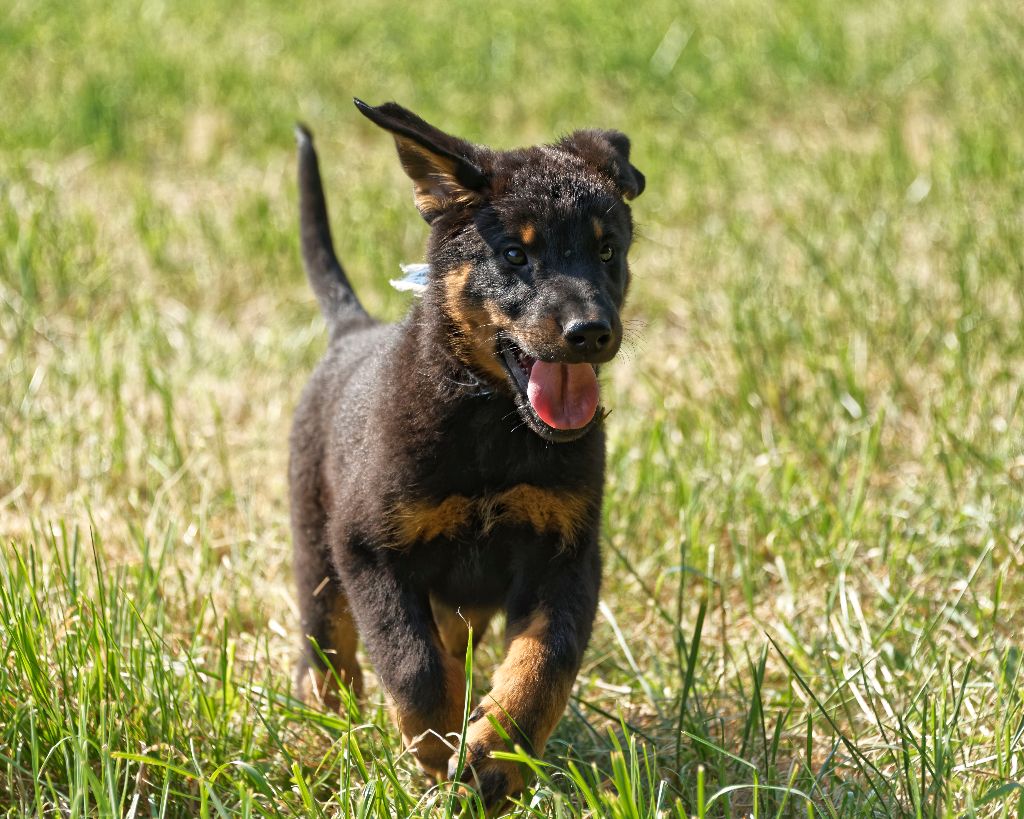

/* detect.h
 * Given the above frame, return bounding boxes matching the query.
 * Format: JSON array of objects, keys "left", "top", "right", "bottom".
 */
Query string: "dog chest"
[{"left": 388, "top": 483, "right": 595, "bottom": 550}]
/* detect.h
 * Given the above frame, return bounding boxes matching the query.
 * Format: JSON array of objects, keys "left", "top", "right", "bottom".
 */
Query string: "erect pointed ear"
[
  {"left": 354, "top": 99, "right": 490, "bottom": 223},
  {"left": 558, "top": 129, "right": 645, "bottom": 200}
]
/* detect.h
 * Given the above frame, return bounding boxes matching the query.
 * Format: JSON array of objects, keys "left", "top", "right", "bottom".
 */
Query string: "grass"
[{"left": 2, "top": 0, "right": 1024, "bottom": 814}]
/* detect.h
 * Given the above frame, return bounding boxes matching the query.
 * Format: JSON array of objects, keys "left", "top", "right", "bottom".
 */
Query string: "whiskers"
[{"left": 615, "top": 318, "right": 648, "bottom": 365}]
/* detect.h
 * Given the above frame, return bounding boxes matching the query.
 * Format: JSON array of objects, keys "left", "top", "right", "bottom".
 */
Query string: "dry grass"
[{"left": 3, "top": 0, "right": 1024, "bottom": 815}]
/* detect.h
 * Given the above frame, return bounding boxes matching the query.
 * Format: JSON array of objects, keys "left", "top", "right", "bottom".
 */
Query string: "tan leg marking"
[
  {"left": 394, "top": 648, "right": 466, "bottom": 781},
  {"left": 452, "top": 611, "right": 575, "bottom": 805},
  {"left": 298, "top": 593, "right": 364, "bottom": 710},
  {"left": 430, "top": 594, "right": 498, "bottom": 658}
]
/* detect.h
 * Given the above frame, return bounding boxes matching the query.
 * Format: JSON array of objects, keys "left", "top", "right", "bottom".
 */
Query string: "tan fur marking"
[
  {"left": 520, "top": 223, "right": 536, "bottom": 245},
  {"left": 457, "top": 725, "right": 526, "bottom": 804},
  {"left": 397, "top": 139, "right": 482, "bottom": 217},
  {"left": 466, "top": 611, "right": 572, "bottom": 761},
  {"left": 473, "top": 298, "right": 508, "bottom": 381},
  {"left": 391, "top": 485, "right": 593, "bottom": 547},
  {"left": 393, "top": 495, "right": 474, "bottom": 543},
  {"left": 592, "top": 217, "right": 604, "bottom": 240},
  {"left": 325, "top": 594, "right": 363, "bottom": 696},
  {"left": 516, "top": 315, "right": 563, "bottom": 353},
  {"left": 299, "top": 594, "right": 364, "bottom": 710},
  {"left": 479, "top": 485, "right": 592, "bottom": 544},
  {"left": 394, "top": 648, "right": 465, "bottom": 780},
  {"left": 431, "top": 594, "right": 498, "bottom": 658},
  {"left": 443, "top": 264, "right": 507, "bottom": 382},
  {"left": 414, "top": 191, "right": 444, "bottom": 217}
]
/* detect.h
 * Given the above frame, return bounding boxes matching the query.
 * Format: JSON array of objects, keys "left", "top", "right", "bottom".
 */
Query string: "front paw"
[
  {"left": 405, "top": 727, "right": 458, "bottom": 782},
  {"left": 446, "top": 710, "right": 529, "bottom": 812}
]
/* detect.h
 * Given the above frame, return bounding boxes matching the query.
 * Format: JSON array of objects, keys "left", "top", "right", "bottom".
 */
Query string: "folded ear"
[
  {"left": 354, "top": 99, "right": 490, "bottom": 222},
  {"left": 558, "top": 129, "right": 645, "bottom": 200}
]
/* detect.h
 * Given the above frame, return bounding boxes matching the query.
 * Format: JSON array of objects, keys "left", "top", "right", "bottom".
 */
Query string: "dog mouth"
[{"left": 498, "top": 338, "right": 602, "bottom": 442}]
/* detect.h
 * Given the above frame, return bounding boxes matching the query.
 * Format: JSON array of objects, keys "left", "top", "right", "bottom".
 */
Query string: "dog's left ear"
[
  {"left": 559, "top": 130, "right": 645, "bottom": 200},
  {"left": 355, "top": 99, "right": 489, "bottom": 223}
]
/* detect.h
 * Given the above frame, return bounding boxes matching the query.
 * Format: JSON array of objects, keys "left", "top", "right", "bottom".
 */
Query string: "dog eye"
[
  {"left": 503, "top": 247, "right": 528, "bottom": 266},
  {"left": 599, "top": 245, "right": 615, "bottom": 263}
]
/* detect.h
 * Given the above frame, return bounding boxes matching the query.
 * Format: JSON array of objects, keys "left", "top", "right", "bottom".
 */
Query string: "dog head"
[{"left": 356, "top": 99, "right": 644, "bottom": 443}]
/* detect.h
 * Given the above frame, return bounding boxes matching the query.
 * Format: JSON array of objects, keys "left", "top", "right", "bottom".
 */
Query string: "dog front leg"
[
  {"left": 450, "top": 544, "right": 601, "bottom": 809},
  {"left": 338, "top": 550, "right": 465, "bottom": 780}
]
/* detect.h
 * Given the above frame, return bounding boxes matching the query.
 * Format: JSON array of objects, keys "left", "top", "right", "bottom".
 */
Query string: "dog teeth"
[{"left": 504, "top": 343, "right": 535, "bottom": 381}]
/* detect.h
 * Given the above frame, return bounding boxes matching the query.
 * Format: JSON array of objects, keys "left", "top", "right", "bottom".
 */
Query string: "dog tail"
[{"left": 295, "top": 123, "right": 368, "bottom": 335}]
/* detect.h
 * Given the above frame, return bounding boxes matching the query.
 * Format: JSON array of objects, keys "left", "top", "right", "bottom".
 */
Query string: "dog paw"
[
  {"left": 405, "top": 728, "right": 459, "bottom": 783},
  {"left": 446, "top": 708, "right": 529, "bottom": 812},
  {"left": 449, "top": 754, "right": 525, "bottom": 814}
]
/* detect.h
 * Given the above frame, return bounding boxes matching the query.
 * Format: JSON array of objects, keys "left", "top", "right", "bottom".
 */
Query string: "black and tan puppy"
[{"left": 289, "top": 99, "right": 643, "bottom": 808}]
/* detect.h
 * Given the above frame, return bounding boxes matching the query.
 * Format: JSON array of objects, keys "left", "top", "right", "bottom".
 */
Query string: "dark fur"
[{"left": 289, "top": 100, "right": 643, "bottom": 809}]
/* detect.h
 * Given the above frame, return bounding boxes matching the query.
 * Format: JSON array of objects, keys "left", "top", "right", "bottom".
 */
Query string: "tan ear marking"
[{"left": 395, "top": 138, "right": 483, "bottom": 218}]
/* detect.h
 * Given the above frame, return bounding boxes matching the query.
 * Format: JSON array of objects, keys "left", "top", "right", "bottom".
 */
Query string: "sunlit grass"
[{"left": 2, "top": 0, "right": 1024, "bottom": 815}]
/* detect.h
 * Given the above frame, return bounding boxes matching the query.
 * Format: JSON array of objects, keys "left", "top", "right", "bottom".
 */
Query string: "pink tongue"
[{"left": 526, "top": 361, "right": 600, "bottom": 430}]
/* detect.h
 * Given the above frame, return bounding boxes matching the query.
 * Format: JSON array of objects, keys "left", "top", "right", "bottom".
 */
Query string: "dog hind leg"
[
  {"left": 430, "top": 594, "right": 497, "bottom": 660},
  {"left": 293, "top": 551, "right": 364, "bottom": 708},
  {"left": 290, "top": 440, "right": 363, "bottom": 707}
]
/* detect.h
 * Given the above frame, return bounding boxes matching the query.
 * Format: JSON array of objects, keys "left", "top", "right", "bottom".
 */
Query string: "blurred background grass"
[{"left": 2, "top": 0, "right": 1024, "bottom": 815}]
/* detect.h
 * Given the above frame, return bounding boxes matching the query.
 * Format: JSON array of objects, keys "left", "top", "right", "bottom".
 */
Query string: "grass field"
[{"left": 2, "top": 0, "right": 1024, "bottom": 815}]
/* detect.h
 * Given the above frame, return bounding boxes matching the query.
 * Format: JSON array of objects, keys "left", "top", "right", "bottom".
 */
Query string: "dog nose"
[{"left": 563, "top": 319, "right": 613, "bottom": 355}]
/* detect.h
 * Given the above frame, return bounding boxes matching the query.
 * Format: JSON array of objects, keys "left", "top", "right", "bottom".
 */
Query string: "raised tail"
[{"left": 295, "top": 124, "right": 368, "bottom": 335}]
